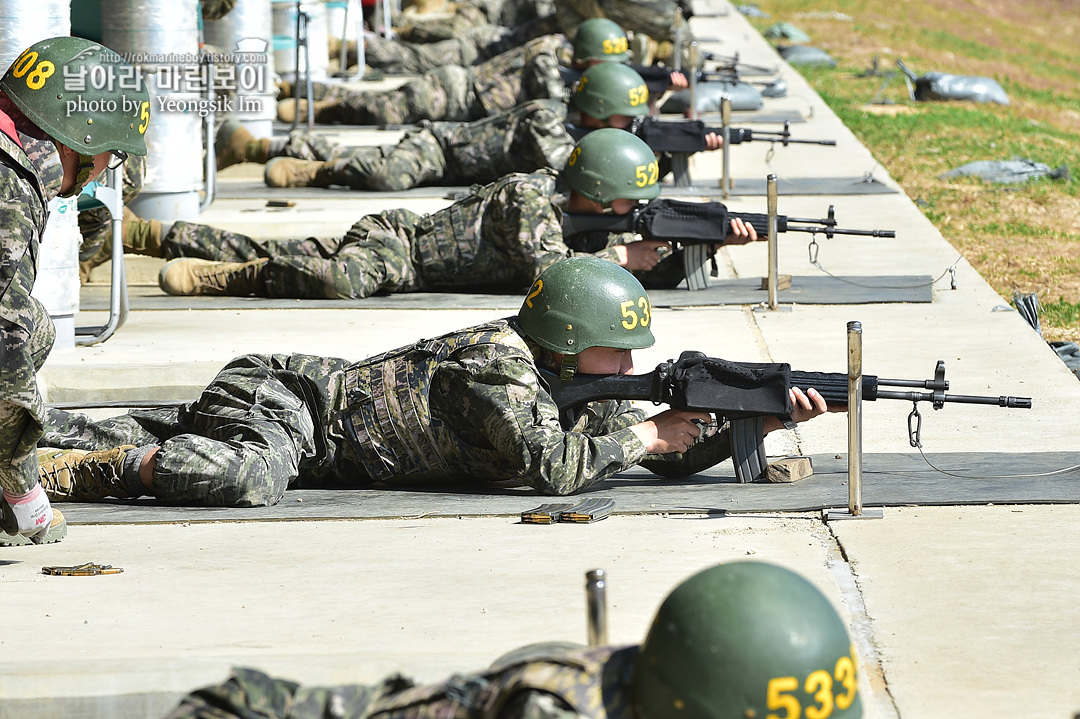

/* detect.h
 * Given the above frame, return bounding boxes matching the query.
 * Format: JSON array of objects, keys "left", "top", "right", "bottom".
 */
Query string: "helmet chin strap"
[{"left": 59, "top": 152, "right": 97, "bottom": 198}]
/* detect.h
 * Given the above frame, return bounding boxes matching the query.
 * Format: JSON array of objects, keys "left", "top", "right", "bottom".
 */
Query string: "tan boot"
[
  {"left": 159, "top": 257, "right": 270, "bottom": 296},
  {"left": 38, "top": 447, "right": 136, "bottom": 502},
  {"left": 216, "top": 120, "right": 272, "bottom": 169},
  {"left": 277, "top": 98, "right": 341, "bottom": 124},
  {"left": 264, "top": 157, "right": 336, "bottom": 187}
]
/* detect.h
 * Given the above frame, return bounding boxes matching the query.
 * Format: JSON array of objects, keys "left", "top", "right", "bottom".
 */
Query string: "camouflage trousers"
[
  {"left": 41, "top": 354, "right": 365, "bottom": 506},
  {"left": 0, "top": 263, "right": 54, "bottom": 495},
  {"left": 164, "top": 667, "right": 413, "bottom": 719},
  {"left": 322, "top": 66, "right": 482, "bottom": 124},
  {"left": 163, "top": 211, "right": 424, "bottom": 299},
  {"left": 277, "top": 98, "right": 571, "bottom": 191},
  {"left": 363, "top": 21, "right": 549, "bottom": 74},
  {"left": 279, "top": 127, "right": 448, "bottom": 191}
]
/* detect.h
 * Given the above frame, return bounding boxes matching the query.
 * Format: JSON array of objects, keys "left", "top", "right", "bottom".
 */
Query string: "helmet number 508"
[{"left": 620, "top": 296, "right": 651, "bottom": 330}]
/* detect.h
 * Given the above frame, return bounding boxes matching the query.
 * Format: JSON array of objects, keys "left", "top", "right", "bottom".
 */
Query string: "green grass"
[{"left": 747, "top": 0, "right": 1080, "bottom": 338}]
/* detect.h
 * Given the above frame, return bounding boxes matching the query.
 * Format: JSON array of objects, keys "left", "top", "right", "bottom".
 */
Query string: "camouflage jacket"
[
  {"left": 409, "top": 168, "right": 620, "bottom": 290},
  {"left": 471, "top": 35, "right": 573, "bottom": 115},
  {"left": 0, "top": 100, "right": 64, "bottom": 425},
  {"left": 165, "top": 645, "right": 638, "bottom": 719},
  {"left": 338, "top": 317, "right": 649, "bottom": 494},
  {"left": 336, "top": 316, "right": 737, "bottom": 493},
  {"left": 428, "top": 98, "right": 574, "bottom": 183},
  {"left": 365, "top": 645, "right": 638, "bottom": 719}
]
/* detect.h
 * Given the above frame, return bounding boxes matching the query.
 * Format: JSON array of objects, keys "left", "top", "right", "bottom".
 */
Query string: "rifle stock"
[{"left": 542, "top": 355, "right": 1031, "bottom": 483}]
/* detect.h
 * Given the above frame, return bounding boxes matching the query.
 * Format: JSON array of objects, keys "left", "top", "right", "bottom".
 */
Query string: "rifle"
[
  {"left": 560, "top": 198, "right": 896, "bottom": 290},
  {"left": 630, "top": 116, "right": 836, "bottom": 154},
  {"left": 541, "top": 353, "right": 1032, "bottom": 483}
]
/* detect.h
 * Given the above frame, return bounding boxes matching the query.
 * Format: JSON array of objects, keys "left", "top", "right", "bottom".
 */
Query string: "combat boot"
[
  {"left": 277, "top": 98, "right": 342, "bottom": 124},
  {"left": 121, "top": 207, "right": 163, "bottom": 256},
  {"left": 264, "top": 157, "right": 339, "bottom": 188},
  {"left": 79, "top": 207, "right": 165, "bottom": 282},
  {"left": 159, "top": 257, "right": 270, "bottom": 296},
  {"left": 0, "top": 504, "right": 67, "bottom": 546},
  {"left": 37, "top": 446, "right": 136, "bottom": 502},
  {"left": 216, "top": 119, "right": 272, "bottom": 169}
]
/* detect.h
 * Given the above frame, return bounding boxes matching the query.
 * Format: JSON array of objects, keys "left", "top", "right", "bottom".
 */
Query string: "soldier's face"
[
  {"left": 575, "top": 346, "right": 635, "bottom": 376},
  {"left": 57, "top": 145, "right": 112, "bottom": 195}
]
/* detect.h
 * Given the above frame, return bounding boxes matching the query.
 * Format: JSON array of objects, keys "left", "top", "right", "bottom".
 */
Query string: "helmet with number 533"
[
  {"left": 0, "top": 35, "right": 150, "bottom": 156},
  {"left": 634, "top": 561, "right": 863, "bottom": 719},
  {"left": 518, "top": 256, "right": 655, "bottom": 355}
]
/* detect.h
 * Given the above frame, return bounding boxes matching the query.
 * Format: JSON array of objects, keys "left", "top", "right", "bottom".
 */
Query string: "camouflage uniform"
[
  {"left": 163, "top": 170, "right": 625, "bottom": 298},
  {"left": 0, "top": 99, "right": 64, "bottom": 496},
  {"left": 553, "top": 0, "right": 681, "bottom": 44},
  {"left": 364, "top": 15, "right": 561, "bottom": 74},
  {"left": 164, "top": 644, "right": 637, "bottom": 719},
  {"left": 42, "top": 318, "right": 734, "bottom": 505},
  {"left": 277, "top": 99, "right": 573, "bottom": 191},
  {"left": 319, "top": 35, "right": 571, "bottom": 125}
]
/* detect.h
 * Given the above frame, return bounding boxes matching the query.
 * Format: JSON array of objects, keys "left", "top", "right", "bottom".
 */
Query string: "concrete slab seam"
[{"left": 825, "top": 542, "right": 901, "bottom": 719}]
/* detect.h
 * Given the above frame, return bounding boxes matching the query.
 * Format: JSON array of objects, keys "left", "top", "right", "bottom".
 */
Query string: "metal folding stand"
[
  {"left": 824, "top": 321, "right": 884, "bottom": 521},
  {"left": 200, "top": 59, "right": 217, "bottom": 213},
  {"left": 718, "top": 94, "right": 732, "bottom": 198},
  {"left": 752, "top": 173, "right": 792, "bottom": 313},
  {"left": 585, "top": 569, "right": 608, "bottom": 647},
  {"left": 291, "top": 3, "right": 315, "bottom": 133},
  {"left": 75, "top": 167, "right": 126, "bottom": 346}
]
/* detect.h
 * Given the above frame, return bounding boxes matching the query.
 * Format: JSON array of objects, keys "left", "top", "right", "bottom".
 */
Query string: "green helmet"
[
  {"left": 518, "top": 256, "right": 655, "bottom": 355},
  {"left": 562, "top": 128, "right": 661, "bottom": 205},
  {"left": 570, "top": 63, "right": 650, "bottom": 120},
  {"left": 572, "top": 18, "right": 630, "bottom": 65},
  {"left": 634, "top": 562, "right": 863, "bottom": 719},
  {"left": 0, "top": 36, "right": 150, "bottom": 156}
]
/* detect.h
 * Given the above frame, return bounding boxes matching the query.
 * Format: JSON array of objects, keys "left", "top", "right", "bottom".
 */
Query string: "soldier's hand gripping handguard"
[{"left": 541, "top": 352, "right": 1032, "bottom": 483}]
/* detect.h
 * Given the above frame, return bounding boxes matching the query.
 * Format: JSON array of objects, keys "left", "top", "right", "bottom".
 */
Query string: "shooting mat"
[
  {"left": 54, "top": 452, "right": 1080, "bottom": 524},
  {"left": 82, "top": 275, "right": 932, "bottom": 312}
]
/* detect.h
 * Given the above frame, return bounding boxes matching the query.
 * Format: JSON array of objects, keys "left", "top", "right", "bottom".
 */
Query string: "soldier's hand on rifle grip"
[
  {"left": 668, "top": 71, "right": 689, "bottom": 90},
  {"left": 630, "top": 409, "right": 714, "bottom": 454},
  {"left": 619, "top": 240, "right": 674, "bottom": 270},
  {"left": 724, "top": 217, "right": 758, "bottom": 246},
  {"left": 704, "top": 132, "right": 722, "bottom": 151}
]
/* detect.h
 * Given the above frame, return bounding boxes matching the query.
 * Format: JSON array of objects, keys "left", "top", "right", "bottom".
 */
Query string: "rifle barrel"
[
  {"left": 790, "top": 371, "right": 1031, "bottom": 408},
  {"left": 875, "top": 390, "right": 1032, "bottom": 408}
]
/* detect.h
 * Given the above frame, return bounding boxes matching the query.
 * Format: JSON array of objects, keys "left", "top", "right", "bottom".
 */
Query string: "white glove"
[{"left": 2, "top": 485, "right": 53, "bottom": 543}]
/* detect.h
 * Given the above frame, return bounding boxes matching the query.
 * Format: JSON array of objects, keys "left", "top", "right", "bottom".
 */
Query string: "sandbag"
[
  {"left": 661, "top": 81, "right": 764, "bottom": 113},
  {"left": 777, "top": 45, "right": 837, "bottom": 67},
  {"left": 939, "top": 159, "right": 1070, "bottom": 184},
  {"left": 898, "top": 60, "right": 1009, "bottom": 104}
]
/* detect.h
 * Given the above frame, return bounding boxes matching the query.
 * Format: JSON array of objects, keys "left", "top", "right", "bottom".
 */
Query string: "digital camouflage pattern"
[
  {"left": 42, "top": 353, "right": 360, "bottom": 506},
  {"left": 161, "top": 170, "right": 623, "bottom": 298},
  {"left": 318, "top": 35, "right": 571, "bottom": 125},
  {"left": 553, "top": 0, "right": 682, "bottom": 44},
  {"left": 276, "top": 99, "right": 573, "bottom": 191},
  {"left": 164, "top": 645, "right": 636, "bottom": 719},
  {"left": 0, "top": 101, "right": 64, "bottom": 496},
  {"left": 364, "top": 20, "right": 554, "bottom": 74},
  {"left": 41, "top": 316, "right": 737, "bottom": 504},
  {"left": 201, "top": 0, "right": 237, "bottom": 21}
]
